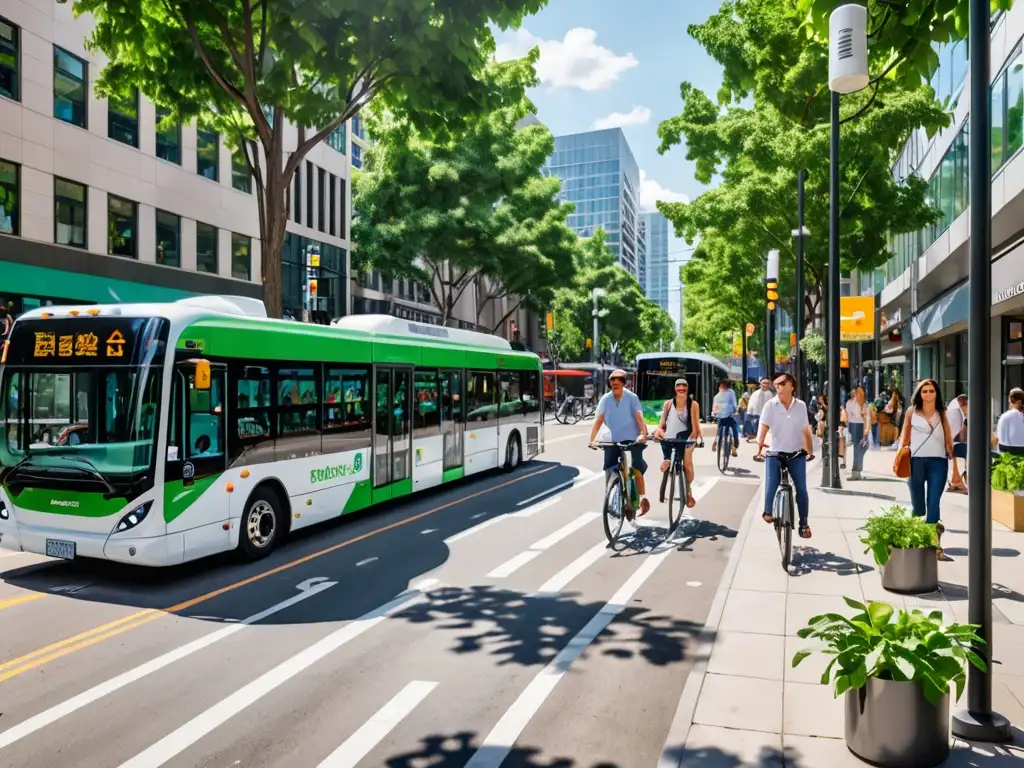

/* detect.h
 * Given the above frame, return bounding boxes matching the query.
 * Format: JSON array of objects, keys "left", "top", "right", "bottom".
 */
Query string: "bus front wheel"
[
  {"left": 238, "top": 486, "right": 284, "bottom": 560},
  {"left": 504, "top": 432, "right": 522, "bottom": 471}
]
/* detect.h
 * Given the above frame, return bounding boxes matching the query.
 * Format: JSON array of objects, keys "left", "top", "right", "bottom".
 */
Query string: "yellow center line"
[
  {"left": 0, "top": 466, "right": 555, "bottom": 682},
  {"left": 0, "top": 593, "right": 46, "bottom": 612}
]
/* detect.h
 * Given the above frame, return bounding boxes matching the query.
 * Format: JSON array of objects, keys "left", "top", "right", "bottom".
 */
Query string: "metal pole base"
[
  {"left": 821, "top": 437, "right": 832, "bottom": 488},
  {"left": 951, "top": 709, "right": 1012, "bottom": 742}
]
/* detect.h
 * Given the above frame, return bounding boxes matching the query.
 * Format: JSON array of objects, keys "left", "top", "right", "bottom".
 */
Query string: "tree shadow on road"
[
  {"left": 790, "top": 547, "right": 873, "bottom": 577},
  {"left": 395, "top": 583, "right": 713, "bottom": 669}
]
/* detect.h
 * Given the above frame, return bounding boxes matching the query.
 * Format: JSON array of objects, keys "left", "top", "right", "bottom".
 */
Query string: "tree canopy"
[
  {"left": 74, "top": 0, "right": 549, "bottom": 316},
  {"left": 548, "top": 229, "right": 676, "bottom": 362},
  {"left": 351, "top": 66, "right": 577, "bottom": 328},
  {"left": 656, "top": 0, "right": 949, "bottom": 354}
]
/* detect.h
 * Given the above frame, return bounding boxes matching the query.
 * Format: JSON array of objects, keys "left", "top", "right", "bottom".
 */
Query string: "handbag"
[{"left": 894, "top": 410, "right": 939, "bottom": 479}]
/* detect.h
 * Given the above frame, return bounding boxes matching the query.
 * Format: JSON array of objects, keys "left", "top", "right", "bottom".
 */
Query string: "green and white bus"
[{"left": 0, "top": 296, "right": 544, "bottom": 566}]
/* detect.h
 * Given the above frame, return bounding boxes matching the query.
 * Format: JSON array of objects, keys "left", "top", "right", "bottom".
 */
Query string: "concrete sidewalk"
[{"left": 658, "top": 445, "right": 1024, "bottom": 767}]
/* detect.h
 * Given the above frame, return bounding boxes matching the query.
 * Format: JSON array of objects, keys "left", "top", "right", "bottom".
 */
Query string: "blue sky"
[{"left": 494, "top": 0, "right": 726, "bottom": 321}]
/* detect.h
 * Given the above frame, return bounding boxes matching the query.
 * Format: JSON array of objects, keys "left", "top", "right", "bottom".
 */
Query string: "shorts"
[
  {"left": 603, "top": 443, "right": 649, "bottom": 474},
  {"left": 661, "top": 430, "right": 692, "bottom": 460}
]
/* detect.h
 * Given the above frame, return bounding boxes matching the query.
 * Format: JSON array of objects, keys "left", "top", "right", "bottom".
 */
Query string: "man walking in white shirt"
[
  {"left": 946, "top": 394, "right": 968, "bottom": 491},
  {"left": 745, "top": 378, "right": 772, "bottom": 443}
]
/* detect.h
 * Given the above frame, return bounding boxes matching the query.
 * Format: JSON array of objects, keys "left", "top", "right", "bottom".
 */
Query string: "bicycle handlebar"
[
  {"left": 592, "top": 440, "right": 645, "bottom": 450},
  {"left": 652, "top": 436, "right": 701, "bottom": 447}
]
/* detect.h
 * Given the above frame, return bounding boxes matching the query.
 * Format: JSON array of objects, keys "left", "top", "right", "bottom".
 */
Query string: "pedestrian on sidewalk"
[
  {"left": 946, "top": 394, "right": 968, "bottom": 492},
  {"left": 996, "top": 387, "right": 1024, "bottom": 452},
  {"left": 897, "top": 378, "right": 957, "bottom": 559},
  {"left": 845, "top": 385, "right": 870, "bottom": 480},
  {"left": 745, "top": 378, "right": 772, "bottom": 442},
  {"left": 884, "top": 388, "right": 905, "bottom": 450}
]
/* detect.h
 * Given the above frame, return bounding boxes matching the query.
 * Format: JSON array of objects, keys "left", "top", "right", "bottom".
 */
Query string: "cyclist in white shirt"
[{"left": 755, "top": 373, "right": 815, "bottom": 539}]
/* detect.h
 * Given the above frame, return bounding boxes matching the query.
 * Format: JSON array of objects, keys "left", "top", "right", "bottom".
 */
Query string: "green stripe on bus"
[
  {"left": 342, "top": 480, "right": 372, "bottom": 515},
  {"left": 163, "top": 475, "right": 222, "bottom": 523},
  {"left": 4, "top": 487, "right": 125, "bottom": 517},
  {"left": 442, "top": 467, "right": 465, "bottom": 483}
]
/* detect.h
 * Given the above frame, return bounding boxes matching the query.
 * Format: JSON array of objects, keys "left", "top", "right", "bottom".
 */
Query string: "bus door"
[
  {"left": 372, "top": 366, "right": 412, "bottom": 502},
  {"left": 165, "top": 359, "right": 231, "bottom": 559},
  {"left": 410, "top": 369, "right": 444, "bottom": 492},
  {"left": 440, "top": 369, "right": 464, "bottom": 478}
]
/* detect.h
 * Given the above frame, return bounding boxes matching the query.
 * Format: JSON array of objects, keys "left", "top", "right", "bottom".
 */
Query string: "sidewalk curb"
[{"left": 656, "top": 475, "right": 765, "bottom": 768}]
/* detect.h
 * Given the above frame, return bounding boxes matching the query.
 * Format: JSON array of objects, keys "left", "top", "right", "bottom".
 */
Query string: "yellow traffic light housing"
[{"left": 765, "top": 279, "right": 779, "bottom": 306}]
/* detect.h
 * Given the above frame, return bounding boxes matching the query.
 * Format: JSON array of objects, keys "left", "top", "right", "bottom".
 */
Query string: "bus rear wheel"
[
  {"left": 504, "top": 432, "right": 522, "bottom": 471},
  {"left": 238, "top": 486, "right": 284, "bottom": 561}
]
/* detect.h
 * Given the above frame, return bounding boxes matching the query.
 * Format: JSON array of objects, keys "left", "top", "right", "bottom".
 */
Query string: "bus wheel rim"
[{"left": 247, "top": 501, "right": 276, "bottom": 548}]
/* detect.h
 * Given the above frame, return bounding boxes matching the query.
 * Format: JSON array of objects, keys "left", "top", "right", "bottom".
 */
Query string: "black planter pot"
[
  {"left": 881, "top": 546, "right": 938, "bottom": 594},
  {"left": 845, "top": 677, "right": 949, "bottom": 767}
]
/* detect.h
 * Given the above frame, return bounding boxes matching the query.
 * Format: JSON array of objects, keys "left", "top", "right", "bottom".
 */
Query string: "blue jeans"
[
  {"left": 764, "top": 453, "right": 810, "bottom": 527},
  {"left": 717, "top": 416, "right": 739, "bottom": 446},
  {"left": 848, "top": 422, "right": 866, "bottom": 471},
  {"left": 602, "top": 443, "right": 648, "bottom": 474},
  {"left": 909, "top": 456, "right": 946, "bottom": 524}
]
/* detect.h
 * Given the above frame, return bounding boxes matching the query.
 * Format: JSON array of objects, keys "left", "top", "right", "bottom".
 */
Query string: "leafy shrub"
[
  {"left": 992, "top": 452, "right": 1024, "bottom": 493},
  {"left": 799, "top": 331, "right": 826, "bottom": 364},
  {"left": 859, "top": 504, "right": 936, "bottom": 565},
  {"left": 793, "top": 596, "right": 986, "bottom": 703}
]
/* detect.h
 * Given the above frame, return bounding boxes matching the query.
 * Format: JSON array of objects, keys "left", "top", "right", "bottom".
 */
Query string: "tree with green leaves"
[
  {"left": 351, "top": 71, "right": 577, "bottom": 327},
  {"left": 656, "top": 0, "right": 949, "bottom": 353},
  {"left": 549, "top": 228, "right": 674, "bottom": 361},
  {"left": 74, "top": 0, "right": 548, "bottom": 317}
]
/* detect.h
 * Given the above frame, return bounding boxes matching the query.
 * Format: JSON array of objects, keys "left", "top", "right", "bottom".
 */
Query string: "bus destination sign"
[{"left": 32, "top": 329, "right": 128, "bottom": 359}]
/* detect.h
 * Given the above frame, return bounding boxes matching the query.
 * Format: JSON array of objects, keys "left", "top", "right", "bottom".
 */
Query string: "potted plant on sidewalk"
[
  {"left": 793, "top": 597, "right": 987, "bottom": 767},
  {"left": 992, "top": 453, "right": 1024, "bottom": 532},
  {"left": 859, "top": 505, "right": 938, "bottom": 594}
]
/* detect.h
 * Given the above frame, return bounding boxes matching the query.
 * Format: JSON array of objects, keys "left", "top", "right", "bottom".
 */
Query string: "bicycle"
[
  {"left": 593, "top": 439, "right": 646, "bottom": 546},
  {"left": 716, "top": 418, "right": 736, "bottom": 474},
  {"left": 762, "top": 449, "right": 813, "bottom": 571},
  {"left": 654, "top": 436, "right": 701, "bottom": 531}
]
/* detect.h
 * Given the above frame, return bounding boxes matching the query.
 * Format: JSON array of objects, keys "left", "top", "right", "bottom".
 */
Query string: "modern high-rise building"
[
  {"left": 642, "top": 211, "right": 670, "bottom": 311},
  {"left": 873, "top": 6, "right": 1024, "bottom": 412},
  {"left": 0, "top": 0, "right": 352, "bottom": 321},
  {"left": 543, "top": 128, "right": 641, "bottom": 279}
]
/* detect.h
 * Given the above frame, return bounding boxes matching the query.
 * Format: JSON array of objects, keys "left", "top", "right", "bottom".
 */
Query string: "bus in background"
[
  {"left": 634, "top": 352, "right": 734, "bottom": 425},
  {"left": 0, "top": 296, "right": 543, "bottom": 567}
]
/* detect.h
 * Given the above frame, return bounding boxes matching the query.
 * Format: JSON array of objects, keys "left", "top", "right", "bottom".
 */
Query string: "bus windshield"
[{"left": 1, "top": 316, "right": 169, "bottom": 483}]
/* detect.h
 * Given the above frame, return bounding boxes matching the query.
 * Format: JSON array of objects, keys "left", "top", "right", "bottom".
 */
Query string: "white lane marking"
[
  {"left": 486, "top": 513, "right": 599, "bottom": 579},
  {"left": 544, "top": 433, "right": 589, "bottom": 445},
  {"left": 420, "top": 529, "right": 437, "bottom": 535},
  {"left": 531, "top": 477, "right": 721, "bottom": 598},
  {"left": 531, "top": 542, "right": 608, "bottom": 597},
  {"left": 315, "top": 681, "right": 438, "bottom": 768},
  {"left": 516, "top": 481, "right": 573, "bottom": 507},
  {"left": 511, "top": 496, "right": 561, "bottom": 519},
  {"left": 356, "top": 558, "right": 378, "bottom": 567},
  {"left": 117, "top": 579, "right": 438, "bottom": 768},
  {"left": 515, "top": 468, "right": 601, "bottom": 508},
  {"left": 465, "top": 552, "right": 674, "bottom": 767},
  {"left": 444, "top": 516, "right": 504, "bottom": 545},
  {"left": 0, "top": 579, "right": 339, "bottom": 750},
  {"left": 686, "top": 581, "right": 702, "bottom": 587}
]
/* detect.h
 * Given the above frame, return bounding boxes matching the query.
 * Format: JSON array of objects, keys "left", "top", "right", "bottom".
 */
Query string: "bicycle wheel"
[
  {"left": 717, "top": 430, "right": 730, "bottom": 473},
  {"left": 775, "top": 485, "right": 793, "bottom": 571},
  {"left": 669, "top": 461, "right": 684, "bottom": 531},
  {"left": 603, "top": 472, "right": 626, "bottom": 545}
]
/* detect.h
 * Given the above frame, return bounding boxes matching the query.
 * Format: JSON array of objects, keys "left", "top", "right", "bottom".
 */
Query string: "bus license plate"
[{"left": 45, "top": 539, "right": 76, "bottom": 560}]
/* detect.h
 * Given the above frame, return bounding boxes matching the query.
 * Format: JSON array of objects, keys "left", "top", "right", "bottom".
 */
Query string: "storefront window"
[{"left": 916, "top": 345, "right": 936, "bottom": 383}]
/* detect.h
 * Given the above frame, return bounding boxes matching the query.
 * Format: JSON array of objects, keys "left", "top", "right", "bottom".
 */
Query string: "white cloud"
[
  {"left": 593, "top": 106, "right": 651, "bottom": 130},
  {"left": 639, "top": 169, "right": 689, "bottom": 211},
  {"left": 495, "top": 27, "right": 638, "bottom": 91}
]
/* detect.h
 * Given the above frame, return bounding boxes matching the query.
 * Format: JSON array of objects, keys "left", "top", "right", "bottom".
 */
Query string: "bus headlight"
[
  {"left": 0, "top": 501, "right": 8, "bottom": 520},
  {"left": 115, "top": 501, "right": 153, "bottom": 533}
]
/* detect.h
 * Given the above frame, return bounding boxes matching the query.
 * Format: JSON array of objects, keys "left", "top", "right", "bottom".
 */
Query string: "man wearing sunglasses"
[
  {"left": 589, "top": 369, "right": 651, "bottom": 518},
  {"left": 755, "top": 372, "right": 815, "bottom": 539}
]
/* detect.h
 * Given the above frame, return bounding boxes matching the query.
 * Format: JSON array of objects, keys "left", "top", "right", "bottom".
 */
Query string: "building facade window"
[
  {"left": 197, "top": 129, "right": 219, "bottom": 180},
  {"left": 196, "top": 222, "right": 218, "bottom": 274},
  {"left": 317, "top": 167, "right": 326, "bottom": 232},
  {"left": 53, "top": 47, "right": 87, "bottom": 128},
  {"left": 54, "top": 177, "right": 86, "bottom": 248},
  {"left": 155, "top": 107, "right": 181, "bottom": 164},
  {"left": 231, "top": 233, "right": 251, "bottom": 280},
  {"left": 107, "top": 195, "right": 137, "bottom": 258},
  {"left": 993, "top": 46, "right": 1024, "bottom": 174},
  {"left": 292, "top": 165, "right": 302, "bottom": 223},
  {"left": 338, "top": 178, "right": 347, "bottom": 238},
  {"left": 155, "top": 210, "right": 181, "bottom": 267},
  {"left": 306, "top": 160, "right": 313, "bottom": 225},
  {"left": 327, "top": 124, "right": 346, "bottom": 153},
  {"left": 108, "top": 88, "right": 139, "bottom": 147},
  {"left": 231, "top": 149, "right": 252, "bottom": 193},
  {"left": 0, "top": 158, "right": 18, "bottom": 235},
  {"left": 0, "top": 17, "right": 19, "bottom": 102},
  {"left": 329, "top": 174, "right": 337, "bottom": 236},
  {"left": 351, "top": 143, "right": 362, "bottom": 169},
  {"left": 352, "top": 114, "right": 364, "bottom": 140}
]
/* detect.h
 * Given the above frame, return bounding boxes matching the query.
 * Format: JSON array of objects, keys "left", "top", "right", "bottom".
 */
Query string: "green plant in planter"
[
  {"left": 793, "top": 597, "right": 987, "bottom": 703},
  {"left": 992, "top": 452, "right": 1024, "bottom": 493},
  {"left": 859, "top": 504, "right": 937, "bottom": 566}
]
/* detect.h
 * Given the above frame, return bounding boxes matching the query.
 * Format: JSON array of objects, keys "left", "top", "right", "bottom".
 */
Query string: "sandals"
[
  {"left": 762, "top": 512, "right": 774, "bottom": 523},
  {"left": 799, "top": 525, "right": 812, "bottom": 539}
]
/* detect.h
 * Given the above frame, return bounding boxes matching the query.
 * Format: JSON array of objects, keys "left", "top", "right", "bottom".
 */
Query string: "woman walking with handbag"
[{"left": 894, "top": 379, "right": 958, "bottom": 559}]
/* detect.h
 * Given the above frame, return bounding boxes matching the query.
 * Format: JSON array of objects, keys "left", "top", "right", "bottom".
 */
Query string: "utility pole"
[
  {"left": 793, "top": 171, "right": 809, "bottom": 397},
  {"left": 766, "top": 250, "right": 779, "bottom": 381},
  {"left": 591, "top": 287, "right": 607, "bottom": 364},
  {"left": 952, "top": 0, "right": 1012, "bottom": 743}
]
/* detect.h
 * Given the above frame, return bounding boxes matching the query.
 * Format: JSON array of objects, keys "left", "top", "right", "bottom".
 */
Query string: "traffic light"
[{"left": 765, "top": 279, "right": 779, "bottom": 311}]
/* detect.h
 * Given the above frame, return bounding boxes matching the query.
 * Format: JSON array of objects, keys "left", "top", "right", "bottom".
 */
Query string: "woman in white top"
[
  {"left": 653, "top": 378, "right": 702, "bottom": 508},
  {"left": 897, "top": 378, "right": 956, "bottom": 558},
  {"left": 844, "top": 385, "right": 870, "bottom": 480}
]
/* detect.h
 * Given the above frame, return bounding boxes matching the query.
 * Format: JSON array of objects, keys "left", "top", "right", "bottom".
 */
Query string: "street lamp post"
[
  {"left": 825, "top": 4, "right": 869, "bottom": 489},
  {"left": 592, "top": 287, "right": 607, "bottom": 364},
  {"left": 952, "top": 0, "right": 1012, "bottom": 743},
  {"left": 766, "top": 250, "right": 780, "bottom": 381},
  {"left": 792, "top": 170, "right": 810, "bottom": 398}
]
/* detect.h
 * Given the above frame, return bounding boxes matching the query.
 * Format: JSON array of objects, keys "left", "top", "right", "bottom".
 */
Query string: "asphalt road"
[{"left": 0, "top": 424, "right": 763, "bottom": 768}]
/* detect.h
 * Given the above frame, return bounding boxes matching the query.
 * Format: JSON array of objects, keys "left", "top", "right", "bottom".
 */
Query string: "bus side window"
[
  {"left": 187, "top": 372, "right": 224, "bottom": 459},
  {"left": 167, "top": 371, "right": 185, "bottom": 462}
]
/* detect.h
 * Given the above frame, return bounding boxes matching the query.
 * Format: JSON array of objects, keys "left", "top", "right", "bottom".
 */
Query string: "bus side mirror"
[{"left": 194, "top": 360, "right": 212, "bottom": 390}]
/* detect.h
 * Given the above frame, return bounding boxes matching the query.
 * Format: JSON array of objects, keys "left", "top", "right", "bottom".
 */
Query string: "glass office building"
[
  {"left": 642, "top": 211, "right": 669, "bottom": 310},
  {"left": 544, "top": 128, "right": 641, "bottom": 278}
]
